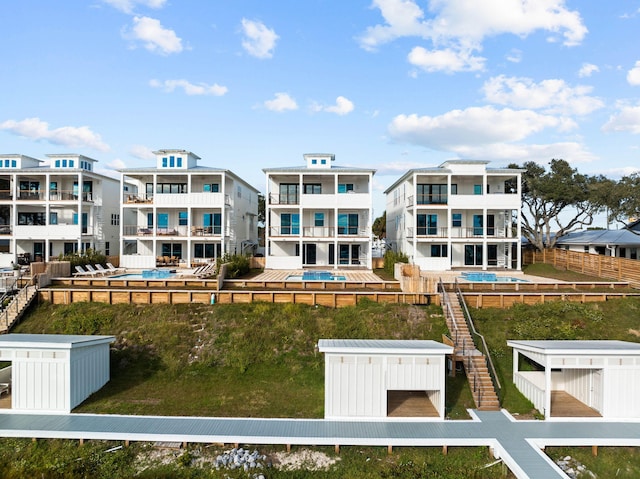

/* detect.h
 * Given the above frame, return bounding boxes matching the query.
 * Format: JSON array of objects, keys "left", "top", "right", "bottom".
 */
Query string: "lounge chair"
[
  {"left": 197, "top": 262, "right": 217, "bottom": 279},
  {"left": 85, "top": 264, "right": 105, "bottom": 276},
  {"left": 94, "top": 264, "right": 113, "bottom": 275},
  {"left": 192, "top": 264, "right": 207, "bottom": 276},
  {"left": 74, "top": 265, "right": 94, "bottom": 277},
  {"left": 106, "top": 262, "right": 125, "bottom": 274}
]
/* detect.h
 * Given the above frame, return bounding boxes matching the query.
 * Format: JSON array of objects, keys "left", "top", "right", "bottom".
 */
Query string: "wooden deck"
[
  {"left": 387, "top": 391, "right": 438, "bottom": 417},
  {"left": 550, "top": 391, "right": 601, "bottom": 418}
]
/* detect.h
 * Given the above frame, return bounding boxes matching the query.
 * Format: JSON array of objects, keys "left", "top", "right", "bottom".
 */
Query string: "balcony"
[
  {"left": 0, "top": 226, "right": 11, "bottom": 235},
  {"left": 416, "top": 194, "right": 448, "bottom": 205},
  {"left": 269, "top": 226, "right": 300, "bottom": 237},
  {"left": 123, "top": 195, "right": 153, "bottom": 204},
  {"left": 0, "top": 190, "right": 12, "bottom": 200},
  {"left": 269, "top": 193, "right": 299, "bottom": 206},
  {"left": 337, "top": 227, "right": 368, "bottom": 238},
  {"left": 123, "top": 225, "right": 224, "bottom": 237},
  {"left": 49, "top": 190, "right": 93, "bottom": 202},
  {"left": 17, "top": 190, "right": 46, "bottom": 201},
  {"left": 302, "top": 226, "right": 335, "bottom": 237}
]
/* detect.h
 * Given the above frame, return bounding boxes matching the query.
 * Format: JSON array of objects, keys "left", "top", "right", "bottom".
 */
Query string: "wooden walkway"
[
  {"left": 1, "top": 409, "right": 640, "bottom": 478},
  {"left": 550, "top": 391, "right": 601, "bottom": 418}
]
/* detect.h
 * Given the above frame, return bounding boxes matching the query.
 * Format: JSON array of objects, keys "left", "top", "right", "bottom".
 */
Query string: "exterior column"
[
  {"left": 44, "top": 172, "right": 50, "bottom": 262},
  {"left": 77, "top": 172, "right": 82, "bottom": 254},
  {"left": 517, "top": 174, "right": 522, "bottom": 271},
  {"left": 545, "top": 362, "right": 552, "bottom": 419}
]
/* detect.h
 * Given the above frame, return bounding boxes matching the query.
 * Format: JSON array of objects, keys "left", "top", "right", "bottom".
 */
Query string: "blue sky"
[{"left": 1, "top": 1, "right": 640, "bottom": 220}]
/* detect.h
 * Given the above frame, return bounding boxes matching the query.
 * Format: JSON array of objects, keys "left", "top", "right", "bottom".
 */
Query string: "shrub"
[
  {"left": 219, "top": 253, "right": 250, "bottom": 279},
  {"left": 57, "top": 248, "right": 107, "bottom": 268},
  {"left": 383, "top": 249, "right": 408, "bottom": 276}
]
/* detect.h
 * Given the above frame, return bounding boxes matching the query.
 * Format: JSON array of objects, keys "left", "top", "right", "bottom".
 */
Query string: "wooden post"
[
  {"left": 592, "top": 445, "right": 598, "bottom": 456},
  {"left": 79, "top": 438, "right": 84, "bottom": 446},
  {"left": 182, "top": 441, "right": 188, "bottom": 449},
  {"left": 286, "top": 444, "right": 291, "bottom": 453},
  {"left": 335, "top": 445, "right": 340, "bottom": 454},
  {"left": 387, "top": 445, "right": 393, "bottom": 455},
  {"left": 442, "top": 445, "right": 448, "bottom": 455},
  {"left": 125, "top": 440, "right": 130, "bottom": 447}
]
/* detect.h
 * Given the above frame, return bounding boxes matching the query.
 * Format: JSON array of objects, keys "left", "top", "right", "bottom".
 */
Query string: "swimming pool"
[
  {"left": 286, "top": 271, "right": 346, "bottom": 281},
  {"left": 110, "top": 270, "right": 178, "bottom": 280},
  {"left": 460, "top": 272, "right": 528, "bottom": 283}
]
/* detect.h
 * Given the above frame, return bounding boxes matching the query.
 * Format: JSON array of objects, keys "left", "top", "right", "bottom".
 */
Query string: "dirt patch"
[
  {"left": 271, "top": 449, "right": 340, "bottom": 471},
  {"left": 629, "top": 329, "right": 640, "bottom": 337}
]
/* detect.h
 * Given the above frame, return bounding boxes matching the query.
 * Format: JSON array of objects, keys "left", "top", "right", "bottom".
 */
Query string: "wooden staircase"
[
  {"left": 0, "top": 285, "right": 38, "bottom": 333},
  {"left": 443, "top": 289, "right": 500, "bottom": 411}
]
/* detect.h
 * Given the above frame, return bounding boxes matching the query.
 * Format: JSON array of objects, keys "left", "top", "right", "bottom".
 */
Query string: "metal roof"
[
  {"left": 554, "top": 229, "right": 640, "bottom": 246},
  {"left": 263, "top": 165, "right": 375, "bottom": 174},
  {"left": 507, "top": 340, "right": 640, "bottom": 355},
  {"left": 0, "top": 334, "right": 115, "bottom": 349},
  {"left": 318, "top": 339, "right": 453, "bottom": 354}
]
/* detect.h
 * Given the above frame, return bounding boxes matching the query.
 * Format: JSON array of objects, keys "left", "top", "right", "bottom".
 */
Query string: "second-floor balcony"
[
  {"left": 123, "top": 224, "right": 224, "bottom": 237},
  {"left": 269, "top": 193, "right": 299, "bottom": 205},
  {"left": 123, "top": 193, "right": 230, "bottom": 207},
  {"left": 12, "top": 190, "right": 94, "bottom": 201},
  {"left": 407, "top": 226, "right": 514, "bottom": 238}
]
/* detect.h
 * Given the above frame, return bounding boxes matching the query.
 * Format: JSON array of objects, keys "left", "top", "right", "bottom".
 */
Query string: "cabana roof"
[{"left": 507, "top": 340, "right": 640, "bottom": 355}]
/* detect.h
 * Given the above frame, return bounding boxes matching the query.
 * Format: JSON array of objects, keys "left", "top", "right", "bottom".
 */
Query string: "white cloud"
[
  {"left": 127, "top": 16, "right": 183, "bottom": 55},
  {"left": 105, "top": 158, "right": 127, "bottom": 170},
  {"left": 149, "top": 79, "right": 228, "bottom": 96},
  {"left": 359, "top": 0, "right": 586, "bottom": 72},
  {"left": 627, "top": 61, "right": 640, "bottom": 86},
  {"left": 602, "top": 103, "right": 640, "bottom": 134},
  {"left": 103, "top": 0, "right": 166, "bottom": 14},
  {"left": 0, "top": 117, "right": 109, "bottom": 151},
  {"left": 451, "top": 142, "right": 597, "bottom": 163},
  {"left": 129, "top": 145, "right": 155, "bottom": 160},
  {"left": 482, "top": 75, "right": 604, "bottom": 116},
  {"left": 388, "top": 106, "right": 576, "bottom": 150},
  {"left": 578, "top": 63, "right": 599, "bottom": 78},
  {"left": 264, "top": 93, "right": 298, "bottom": 112},
  {"left": 241, "top": 19, "right": 278, "bottom": 59},
  {"left": 312, "top": 96, "right": 355, "bottom": 116},
  {"left": 408, "top": 46, "right": 485, "bottom": 73},
  {"left": 506, "top": 48, "right": 522, "bottom": 63}
]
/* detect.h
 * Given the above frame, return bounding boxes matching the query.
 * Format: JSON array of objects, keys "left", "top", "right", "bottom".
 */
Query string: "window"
[
  {"left": 452, "top": 213, "right": 462, "bottom": 227},
  {"left": 169, "top": 156, "right": 175, "bottom": 168},
  {"left": 64, "top": 242, "right": 78, "bottom": 255},
  {"left": 147, "top": 213, "right": 154, "bottom": 228},
  {"left": 62, "top": 159, "right": 67, "bottom": 167},
  {"left": 69, "top": 160, "right": 74, "bottom": 167},
  {"left": 194, "top": 243, "right": 215, "bottom": 258},
  {"left": 157, "top": 213, "right": 169, "bottom": 229},
  {"left": 474, "top": 184, "right": 482, "bottom": 195},
  {"left": 72, "top": 213, "right": 88, "bottom": 233},
  {"left": 473, "top": 215, "right": 483, "bottom": 235},
  {"left": 321, "top": 159, "right": 327, "bottom": 165},
  {"left": 202, "top": 213, "right": 222, "bottom": 234},
  {"left": 18, "top": 212, "right": 46, "bottom": 225},
  {"left": 631, "top": 248, "right": 638, "bottom": 260},
  {"left": 11, "top": 160, "right": 16, "bottom": 168},
  {"left": 162, "top": 157, "right": 168, "bottom": 168},
  {"left": 416, "top": 184, "right": 447, "bottom": 204},
  {"left": 203, "top": 184, "right": 219, "bottom": 192},
  {"left": 338, "top": 213, "right": 358, "bottom": 235},
  {"left": 417, "top": 214, "right": 438, "bottom": 235},
  {"left": 55, "top": 160, "right": 60, "bottom": 167},
  {"left": 177, "top": 157, "right": 182, "bottom": 167},
  {"left": 279, "top": 184, "right": 299, "bottom": 204},
  {"left": 237, "top": 185, "right": 242, "bottom": 198},
  {"left": 431, "top": 244, "right": 448, "bottom": 257},
  {"left": 338, "top": 183, "right": 354, "bottom": 193},
  {"left": 281, "top": 213, "right": 300, "bottom": 235},
  {"left": 111, "top": 213, "right": 120, "bottom": 226},
  {"left": 486, "top": 215, "right": 495, "bottom": 236},
  {"left": 314, "top": 213, "right": 324, "bottom": 227},
  {"left": 3, "top": 160, "right": 8, "bottom": 167},
  {"left": 0, "top": 240, "right": 9, "bottom": 253},
  {"left": 311, "top": 159, "right": 317, "bottom": 165},
  {"left": 303, "top": 184, "right": 321, "bottom": 194},
  {"left": 105, "top": 242, "right": 110, "bottom": 256},
  {"left": 156, "top": 183, "right": 187, "bottom": 194},
  {"left": 50, "top": 212, "right": 58, "bottom": 225},
  {"left": 179, "top": 211, "right": 188, "bottom": 226},
  {"left": 161, "top": 243, "right": 182, "bottom": 259}
]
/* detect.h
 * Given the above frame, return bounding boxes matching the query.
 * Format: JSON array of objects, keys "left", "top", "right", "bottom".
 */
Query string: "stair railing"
[
  {"left": 0, "top": 283, "right": 37, "bottom": 332},
  {"left": 454, "top": 278, "right": 502, "bottom": 403},
  {"left": 438, "top": 278, "right": 459, "bottom": 346}
]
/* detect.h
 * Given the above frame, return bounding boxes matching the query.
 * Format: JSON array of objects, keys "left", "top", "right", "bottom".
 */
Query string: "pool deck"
[{"left": 249, "top": 269, "right": 385, "bottom": 283}]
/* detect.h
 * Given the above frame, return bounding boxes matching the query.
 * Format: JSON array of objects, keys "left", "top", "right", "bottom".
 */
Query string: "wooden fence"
[{"left": 524, "top": 248, "right": 640, "bottom": 289}]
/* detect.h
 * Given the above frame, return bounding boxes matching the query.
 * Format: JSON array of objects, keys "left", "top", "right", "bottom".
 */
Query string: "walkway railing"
[{"left": 454, "top": 278, "right": 502, "bottom": 402}]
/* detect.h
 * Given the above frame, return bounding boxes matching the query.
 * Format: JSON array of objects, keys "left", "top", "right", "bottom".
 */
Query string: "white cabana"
[
  {"left": 508, "top": 340, "right": 640, "bottom": 420},
  {"left": 0, "top": 334, "right": 115, "bottom": 414},
  {"left": 318, "top": 339, "right": 453, "bottom": 420}
]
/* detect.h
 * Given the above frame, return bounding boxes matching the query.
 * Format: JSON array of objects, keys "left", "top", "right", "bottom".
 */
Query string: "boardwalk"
[{"left": 1, "top": 410, "right": 639, "bottom": 478}]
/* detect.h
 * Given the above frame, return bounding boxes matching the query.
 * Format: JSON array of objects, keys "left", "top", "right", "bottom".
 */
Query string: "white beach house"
[
  {"left": 263, "top": 154, "right": 375, "bottom": 270},
  {"left": 384, "top": 160, "right": 523, "bottom": 271}
]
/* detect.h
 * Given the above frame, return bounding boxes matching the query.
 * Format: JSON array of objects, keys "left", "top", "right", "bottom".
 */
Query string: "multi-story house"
[
  {"left": 263, "top": 153, "right": 375, "bottom": 269},
  {"left": 385, "top": 160, "right": 523, "bottom": 271},
  {"left": 0, "top": 153, "right": 121, "bottom": 267},
  {"left": 119, "top": 149, "right": 259, "bottom": 269}
]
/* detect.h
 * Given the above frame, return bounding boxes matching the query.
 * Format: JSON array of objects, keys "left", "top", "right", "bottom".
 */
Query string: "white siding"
[{"left": 604, "top": 368, "right": 640, "bottom": 418}]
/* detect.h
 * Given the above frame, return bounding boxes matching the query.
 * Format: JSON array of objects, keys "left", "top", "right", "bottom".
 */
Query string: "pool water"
[
  {"left": 110, "top": 270, "right": 178, "bottom": 280},
  {"left": 460, "top": 272, "right": 528, "bottom": 283},
  {"left": 286, "top": 271, "right": 346, "bottom": 281}
]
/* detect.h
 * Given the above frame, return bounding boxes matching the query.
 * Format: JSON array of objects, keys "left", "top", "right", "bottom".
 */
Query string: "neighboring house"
[
  {"left": 119, "top": 149, "right": 259, "bottom": 269},
  {"left": 318, "top": 339, "right": 453, "bottom": 420},
  {"left": 263, "top": 154, "right": 375, "bottom": 270},
  {"left": 508, "top": 340, "right": 640, "bottom": 420},
  {"left": 384, "top": 160, "right": 523, "bottom": 271},
  {"left": 554, "top": 229, "right": 640, "bottom": 260},
  {"left": 0, "top": 154, "right": 121, "bottom": 267}
]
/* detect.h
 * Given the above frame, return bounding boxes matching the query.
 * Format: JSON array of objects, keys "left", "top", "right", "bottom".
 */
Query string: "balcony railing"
[
  {"left": 408, "top": 226, "right": 507, "bottom": 238},
  {"left": 0, "top": 190, "right": 12, "bottom": 200},
  {"left": 124, "top": 195, "right": 154, "bottom": 204},
  {"left": 269, "top": 194, "right": 299, "bottom": 205},
  {"left": 0, "top": 226, "right": 11, "bottom": 235},
  {"left": 416, "top": 194, "right": 448, "bottom": 205},
  {"left": 17, "top": 190, "right": 46, "bottom": 200},
  {"left": 123, "top": 225, "right": 223, "bottom": 237},
  {"left": 302, "top": 226, "right": 336, "bottom": 237},
  {"left": 49, "top": 190, "right": 93, "bottom": 201},
  {"left": 337, "top": 227, "right": 368, "bottom": 237},
  {"left": 269, "top": 226, "right": 300, "bottom": 236}
]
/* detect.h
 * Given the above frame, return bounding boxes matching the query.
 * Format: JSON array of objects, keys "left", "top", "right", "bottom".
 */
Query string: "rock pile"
[
  {"left": 214, "top": 447, "right": 269, "bottom": 477},
  {"left": 555, "top": 456, "right": 596, "bottom": 478}
]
